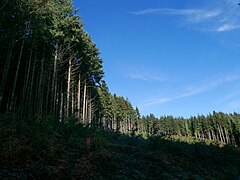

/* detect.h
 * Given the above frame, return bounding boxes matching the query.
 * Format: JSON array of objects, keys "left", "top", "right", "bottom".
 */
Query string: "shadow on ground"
[{"left": 0, "top": 115, "right": 239, "bottom": 179}]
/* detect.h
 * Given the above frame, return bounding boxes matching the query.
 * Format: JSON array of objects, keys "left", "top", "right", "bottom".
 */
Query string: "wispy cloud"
[
  {"left": 141, "top": 97, "right": 172, "bottom": 107},
  {"left": 130, "top": 8, "right": 220, "bottom": 23},
  {"left": 185, "top": 73, "right": 240, "bottom": 94},
  {"left": 130, "top": 72, "right": 166, "bottom": 82},
  {"left": 189, "top": 11, "right": 221, "bottom": 23},
  {"left": 140, "top": 71, "right": 240, "bottom": 108},
  {"left": 130, "top": 8, "right": 203, "bottom": 16},
  {"left": 215, "top": 82, "right": 240, "bottom": 109},
  {"left": 128, "top": 68, "right": 167, "bottom": 82},
  {"left": 217, "top": 24, "right": 240, "bottom": 32},
  {"left": 130, "top": 0, "right": 240, "bottom": 32}
]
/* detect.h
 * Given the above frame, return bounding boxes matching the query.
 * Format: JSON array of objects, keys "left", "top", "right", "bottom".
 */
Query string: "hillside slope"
[{"left": 1, "top": 116, "right": 240, "bottom": 179}]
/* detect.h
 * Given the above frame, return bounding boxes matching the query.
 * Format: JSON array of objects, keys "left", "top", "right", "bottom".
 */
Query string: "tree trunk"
[
  {"left": 37, "top": 43, "right": 45, "bottom": 118},
  {"left": 72, "top": 83, "right": 75, "bottom": 116},
  {"left": 9, "top": 38, "right": 25, "bottom": 113},
  {"left": 222, "top": 126, "right": 229, "bottom": 144},
  {"left": 88, "top": 89, "right": 92, "bottom": 127},
  {"left": 59, "top": 82, "right": 64, "bottom": 122},
  {"left": 208, "top": 131, "right": 212, "bottom": 140},
  {"left": 77, "top": 73, "right": 81, "bottom": 121},
  {"left": 0, "top": 37, "right": 15, "bottom": 110},
  {"left": 85, "top": 95, "right": 89, "bottom": 125},
  {"left": 66, "top": 58, "right": 71, "bottom": 118},
  {"left": 28, "top": 53, "right": 37, "bottom": 116},
  {"left": 82, "top": 80, "right": 87, "bottom": 124},
  {"left": 45, "top": 72, "right": 51, "bottom": 115},
  {"left": 52, "top": 43, "right": 59, "bottom": 115},
  {"left": 219, "top": 125, "right": 225, "bottom": 143},
  {"left": 230, "top": 135, "right": 236, "bottom": 146},
  {"left": 113, "top": 114, "right": 116, "bottom": 131},
  {"left": 20, "top": 42, "right": 33, "bottom": 116},
  {"left": 89, "top": 98, "right": 92, "bottom": 127}
]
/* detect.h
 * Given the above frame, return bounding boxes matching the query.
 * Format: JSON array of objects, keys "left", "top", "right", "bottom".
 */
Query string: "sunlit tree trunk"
[
  {"left": 225, "top": 127, "right": 230, "bottom": 144},
  {"left": 77, "top": 73, "right": 81, "bottom": 121},
  {"left": 72, "top": 84, "right": 75, "bottom": 116},
  {"left": 89, "top": 98, "right": 92, "bottom": 127},
  {"left": 52, "top": 43, "right": 59, "bottom": 115},
  {"left": 217, "top": 125, "right": 224, "bottom": 143},
  {"left": 66, "top": 58, "right": 71, "bottom": 118},
  {"left": 59, "top": 81, "right": 64, "bottom": 122}
]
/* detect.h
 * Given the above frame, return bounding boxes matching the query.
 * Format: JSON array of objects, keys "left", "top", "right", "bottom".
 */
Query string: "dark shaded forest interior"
[{"left": 1, "top": 116, "right": 240, "bottom": 179}]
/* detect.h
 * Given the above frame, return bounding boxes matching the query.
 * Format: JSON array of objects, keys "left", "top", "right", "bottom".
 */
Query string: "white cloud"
[
  {"left": 130, "top": 8, "right": 201, "bottom": 16},
  {"left": 129, "top": 68, "right": 167, "bottom": 82},
  {"left": 130, "top": 0, "right": 240, "bottom": 32},
  {"left": 188, "top": 10, "right": 221, "bottom": 23},
  {"left": 139, "top": 71, "right": 240, "bottom": 108},
  {"left": 184, "top": 72, "right": 240, "bottom": 96},
  {"left": 217, "top": 24, "right": 240, "bottom": 32},
  {"left": 141, "top": 97, "right": 173, "bottom": 107},
  {"left": 130, "top": 8, "right": 220, "bottom": 23}
]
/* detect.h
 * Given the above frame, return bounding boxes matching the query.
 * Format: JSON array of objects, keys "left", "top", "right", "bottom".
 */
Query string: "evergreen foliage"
[
  {"left": 0, "top": 0, "right": 138, "bottom": 133},
  {"left": 137, "top": 112, "right": 240, "bottom": 147},
  {"left": 0, "top": 0, "right": 104, "bottom": 126}
]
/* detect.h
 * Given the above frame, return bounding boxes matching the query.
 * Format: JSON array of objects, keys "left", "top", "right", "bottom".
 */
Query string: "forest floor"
[{"left": 0, "top": 115, "right": 240, "bottom": 179}]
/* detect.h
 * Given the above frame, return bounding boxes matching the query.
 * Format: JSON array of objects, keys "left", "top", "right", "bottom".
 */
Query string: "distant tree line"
[
  {"left": 137, "top": 112, "right": 240, "bottom": 147},
  {"left": 98, "top": 81, "right": 139, "bottom": 133}
]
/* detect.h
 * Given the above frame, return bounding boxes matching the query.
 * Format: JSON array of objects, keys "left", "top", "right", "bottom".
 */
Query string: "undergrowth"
[{"left": 0, "top": 115, "right": 240, "bottom": 179}]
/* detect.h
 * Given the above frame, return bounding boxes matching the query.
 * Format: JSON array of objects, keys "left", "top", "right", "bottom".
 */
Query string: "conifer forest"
[{"left": 0, "top": 0, "right": 240, "bottom": 179}]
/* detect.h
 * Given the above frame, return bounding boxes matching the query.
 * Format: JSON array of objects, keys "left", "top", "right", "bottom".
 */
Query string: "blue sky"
[{"left": 74, "top": 0, "right": 240, "bottom": 118}]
